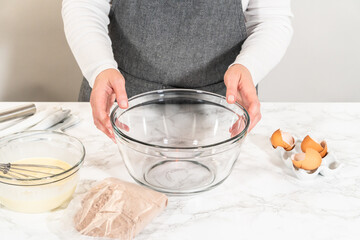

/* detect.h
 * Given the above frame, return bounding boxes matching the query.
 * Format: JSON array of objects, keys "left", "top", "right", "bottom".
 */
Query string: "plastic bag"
[{"left": 73, "top": 178, "right": 168, "bottom": 240}]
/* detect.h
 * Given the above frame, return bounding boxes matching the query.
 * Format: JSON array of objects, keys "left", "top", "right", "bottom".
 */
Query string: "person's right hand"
[{"left": 90, "top": 68, "right": 128, "bottom": 141}]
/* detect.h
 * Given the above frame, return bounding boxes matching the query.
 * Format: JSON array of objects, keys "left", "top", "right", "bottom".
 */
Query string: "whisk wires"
[{"left": 0, "top": 163, "right": 66, "bottom": 179}]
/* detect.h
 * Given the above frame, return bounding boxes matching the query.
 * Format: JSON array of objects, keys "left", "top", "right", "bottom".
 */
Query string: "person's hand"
[
  {"left": 90, "top": 68, "right": 128, "bottom": 141},
  {"left": 224, "top": 64, "right": 261, "bottom": 132}
]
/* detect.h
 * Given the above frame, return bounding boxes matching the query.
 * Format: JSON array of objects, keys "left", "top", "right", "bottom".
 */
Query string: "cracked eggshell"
[
  {"left": 278, "top": 139, "right": 341, "bottom": 180},
  {"left": 319, "top": 141, "right": 328, "bottom": 158},
  {"left": 291, "top": 148, "right": 322, "bottom": 171},
  {"left": 301, "top": 135, "right": 328, "bottom": 158},
  {"left": 270, "top": 129, "right": 295, "bottom": 151}
]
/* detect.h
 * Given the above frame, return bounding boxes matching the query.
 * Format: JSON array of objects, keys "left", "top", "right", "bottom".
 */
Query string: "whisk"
[{"left": 0, "top": 163, "right": 66, "bottom": 179}]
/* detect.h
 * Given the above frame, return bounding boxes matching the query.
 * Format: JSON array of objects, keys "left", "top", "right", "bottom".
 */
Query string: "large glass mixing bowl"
[{"left": 111, "top": 89, "right": 249, "bottom": 195}]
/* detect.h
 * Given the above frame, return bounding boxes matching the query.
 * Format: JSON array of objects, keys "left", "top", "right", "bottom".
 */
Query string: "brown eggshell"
[
  {"left": 301, "top": 135, "right": 323, "bottom": 152},
  {"left": 292, "top": 154, "right": 303, "bottom": 169},
  {"left": 292, "top": 148, "right": 322, "bottom": 171},
  {"left": 319, "top": 141, "right": 328, "bottom": 158},
  {"left": 301, "top": 135, "right": 328, "bottom": 158},
  {"left": 270, "top": 129, "right": 295, "bottom": 151}
]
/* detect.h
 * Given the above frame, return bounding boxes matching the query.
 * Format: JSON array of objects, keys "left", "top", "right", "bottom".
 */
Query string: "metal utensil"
[
  {"left": 29, "top": 109, "right": 71, "bottom": 130},
  {"left": 49, "top": 115, "right": 81, "bottom": 132},
  {"left": 0, "top": 104, "right": 36, "bottom": 123},
  {"left": 0, "top": 162, "right": 66, "bottom": 179},
  {"left": 0, "top": 107, "right": 61, "bottom": 138}
]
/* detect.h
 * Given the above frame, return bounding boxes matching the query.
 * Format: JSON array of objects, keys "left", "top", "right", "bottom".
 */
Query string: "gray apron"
[{"left": 79, "top": 0, "right": 248, "bottom": 101}]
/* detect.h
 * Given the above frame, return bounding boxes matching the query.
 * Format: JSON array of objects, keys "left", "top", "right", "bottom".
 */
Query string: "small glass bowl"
[
  {"left": 111, "top": 89, "right": 249, "bottom": 195},
  {"left": 0, "top": 131, "right": 85, "bottom": 213}
]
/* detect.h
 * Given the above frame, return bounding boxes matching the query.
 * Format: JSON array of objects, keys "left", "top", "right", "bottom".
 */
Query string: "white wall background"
[
  {"left": 259, "top": 0, "right": 360, "bottom": 102},
  {"left": 0, "top": 0, "right": 82, "bottom": 102},
  {"left": 0, "top": 0, "right": 359, "bottom": 102}
]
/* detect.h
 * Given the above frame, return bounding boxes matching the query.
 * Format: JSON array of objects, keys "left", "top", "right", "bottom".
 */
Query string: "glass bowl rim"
[
  {"left": 110, "top": 89, "right": 250, "bottom": 150},
  {"left": 0, "top": 130, "right": 86, "bottom": 184}
]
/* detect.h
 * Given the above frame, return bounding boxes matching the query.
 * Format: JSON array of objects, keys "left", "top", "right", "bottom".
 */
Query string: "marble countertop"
[{"left": 1, "top": 102, "right": 360, "bottom": 240}]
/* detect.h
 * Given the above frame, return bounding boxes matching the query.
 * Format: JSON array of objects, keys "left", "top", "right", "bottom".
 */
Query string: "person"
[{"left": 62, "top": 0, "right": 293, "bottom": 140}]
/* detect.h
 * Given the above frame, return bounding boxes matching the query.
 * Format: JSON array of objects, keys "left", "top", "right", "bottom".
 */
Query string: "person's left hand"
[{"left": 224, "top": 64, "right": 261, "bottom": 133}]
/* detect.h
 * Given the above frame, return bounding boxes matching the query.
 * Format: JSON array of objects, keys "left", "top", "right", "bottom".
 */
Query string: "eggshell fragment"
[
  {"left": 292, "top": 148, "right": 322, "bottom": 170},
  {"left": 301, "top": 135, "right": 328, "bottom": 157},
  {"left": 319, "top": 141, "right": 328, "bottom": 158},
  {"left": 270, "top": 129, "right": 295, "bottom": 151}
]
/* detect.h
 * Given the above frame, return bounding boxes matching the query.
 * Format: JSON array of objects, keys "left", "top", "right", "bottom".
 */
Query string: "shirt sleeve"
[
  {"left": 230, "top": 0, "right": 294, "bottom": 86},
  {"left": 62, "top": 0, "right": 118, "bottom": 88}
]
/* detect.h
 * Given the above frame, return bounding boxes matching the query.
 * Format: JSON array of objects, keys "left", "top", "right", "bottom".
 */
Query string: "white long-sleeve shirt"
[{"left": 62, "top": 0, "right": 293, "bottom": 88}]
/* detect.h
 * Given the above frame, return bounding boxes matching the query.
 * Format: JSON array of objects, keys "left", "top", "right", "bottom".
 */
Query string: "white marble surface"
[{"left": 1, "top": 102, "right": 360, "bottom": 240}]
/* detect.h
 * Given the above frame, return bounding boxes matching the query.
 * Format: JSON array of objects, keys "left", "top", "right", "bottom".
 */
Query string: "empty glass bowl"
[{"left": 111, "top": 89, "right": 249, "bottom": 195}]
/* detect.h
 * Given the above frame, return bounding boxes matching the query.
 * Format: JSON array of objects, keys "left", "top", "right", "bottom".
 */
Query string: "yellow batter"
[{"left": 0, "top": 158, "right": 78, "bottom": 213}]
